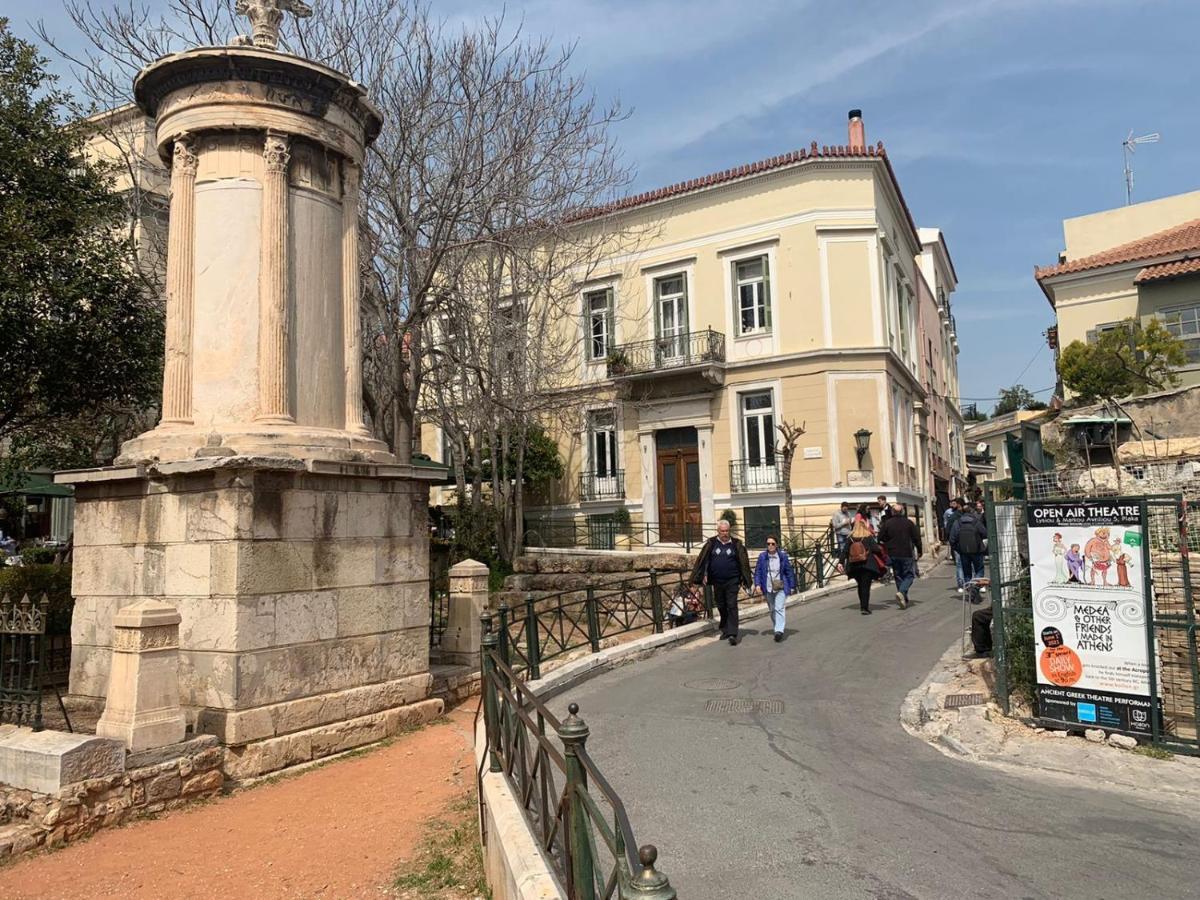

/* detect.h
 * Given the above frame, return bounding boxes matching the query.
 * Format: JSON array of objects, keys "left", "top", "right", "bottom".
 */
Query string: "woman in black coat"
[{"left": 838, "top": 515, "right": 885, "bottom": 615}]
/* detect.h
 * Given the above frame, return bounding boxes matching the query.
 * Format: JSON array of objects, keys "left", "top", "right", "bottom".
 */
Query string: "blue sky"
[{"left": 10, "top": 0, "right": 1199, "bottom": 409}]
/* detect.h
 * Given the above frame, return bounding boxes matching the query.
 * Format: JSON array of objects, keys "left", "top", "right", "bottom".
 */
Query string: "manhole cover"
[
  {"left": 684, "top": 677, "right": 740, "bottom": 692},
  {"left": 704, "top": 698, "right": 784, "bottom": 715},
  {"left": 944, "top": 693, "right": 986, "bottom": 709}
]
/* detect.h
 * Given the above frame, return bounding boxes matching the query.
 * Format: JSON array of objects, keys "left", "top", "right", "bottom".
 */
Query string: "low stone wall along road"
[{"left": 550, "top": 569, "right": 1200, "bottom": 900}]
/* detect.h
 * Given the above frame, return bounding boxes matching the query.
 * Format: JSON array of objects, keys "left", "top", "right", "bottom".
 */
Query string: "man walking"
[
  {"left": 944, "top": 498, "right": 965, "bottom": 593},
  {"left": 879, "top": 504, "right": 922, "bottom": 608},
  {"left": 690, "top": 519, "right": 752, "bottom": 645},
  {"left": 950, "top": 502, "right": 988, "bottom": 582},
  {"left": 830, "top": 501, "right": 854, "bottom": 556}
]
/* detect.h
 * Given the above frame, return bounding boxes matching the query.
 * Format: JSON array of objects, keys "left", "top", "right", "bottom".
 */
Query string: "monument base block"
[{"left": 60, "top": 456, "right": 441, "bottom": 770}]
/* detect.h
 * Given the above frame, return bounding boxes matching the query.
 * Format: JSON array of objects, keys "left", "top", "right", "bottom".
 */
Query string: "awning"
[
  {"left": 0, "top": 472, "right": 75, "bottom": 498},
  {"left": 1062, "top": 415, "right": 1131, "bottom": 425}
]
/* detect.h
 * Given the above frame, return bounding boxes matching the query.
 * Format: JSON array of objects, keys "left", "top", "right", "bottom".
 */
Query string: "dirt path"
[{"left": 0, "top": 704, "right": 479, "bottom": 899}]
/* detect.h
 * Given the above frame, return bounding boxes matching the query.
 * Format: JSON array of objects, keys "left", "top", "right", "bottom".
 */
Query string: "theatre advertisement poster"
[{"left": 1026, "top": 500, "right": 1155, "bottom": 735}]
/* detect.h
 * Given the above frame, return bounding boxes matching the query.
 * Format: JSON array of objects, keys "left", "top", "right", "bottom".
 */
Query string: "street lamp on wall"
[{"left": 854, "top": 428, "right": 872, "bottom": 468}]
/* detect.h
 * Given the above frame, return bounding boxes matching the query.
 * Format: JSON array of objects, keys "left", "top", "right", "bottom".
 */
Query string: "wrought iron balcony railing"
[
  {"left": 579, "top": 469, "right": 625, "bottom": 501},
  {"left": 606, "top": 328, "right": 725, "bottom": 378},
  {"left": 729, "top": 458, "right": 785, "bottom": 493}
]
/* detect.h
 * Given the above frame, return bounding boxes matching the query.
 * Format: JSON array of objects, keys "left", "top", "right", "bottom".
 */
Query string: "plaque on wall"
[{"left": 846, "top": 469, "right": 875, "bottom": 487}]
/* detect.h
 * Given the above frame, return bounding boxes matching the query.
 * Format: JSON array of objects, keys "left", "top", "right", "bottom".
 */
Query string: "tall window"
[
  {"left": 734, "top": 256, "right": 771, "bottom": 335},
  {"left": 896, "top": 279, "right": 911, "bottom": 363},
  {"left": 1161, "top": 305, "right": 1200, "bottom": 362},
  {"left": 741, "top": 391, "right": 776, "bottom": 468},
  {"left": 588, "top": 409, "right": 618, "bottom": 477},
  {"left": 655, "top": 274, "right": 688, "bottom": 358},
  {"left": 586, "top": 288, "right": 614, "bottom": 360}
]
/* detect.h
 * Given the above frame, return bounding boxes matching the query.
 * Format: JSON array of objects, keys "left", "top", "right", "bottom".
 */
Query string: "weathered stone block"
[
  {"left": 181, "top": 769, "right": 223, "bottom": 796},
  {"left": 164, "top": 544, "right": 214, "bottom": 597},
  {"left": 0, "top": 730, "right": 125, "bottom": 794},
  {"left": 273, "top": 590, "right": 338, "bottom": 645}
]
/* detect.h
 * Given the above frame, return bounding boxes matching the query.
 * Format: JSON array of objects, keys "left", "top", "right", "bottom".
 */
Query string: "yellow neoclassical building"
[{"left": 426, "top": 111, "right": 965, "bottom": 548}]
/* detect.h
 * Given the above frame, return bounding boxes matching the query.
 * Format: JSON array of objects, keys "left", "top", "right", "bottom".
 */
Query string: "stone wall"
[
  {"left": 67, "top": 459, "right": 433, "bottom": 769},
  {"left": 0, "top": 736, "right": 223, "bottom": 862}
]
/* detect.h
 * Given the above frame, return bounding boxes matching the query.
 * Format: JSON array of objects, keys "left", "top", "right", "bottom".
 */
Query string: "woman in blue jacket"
[{"left": 753, "top": 536, "right": 797, "bottom": 642}]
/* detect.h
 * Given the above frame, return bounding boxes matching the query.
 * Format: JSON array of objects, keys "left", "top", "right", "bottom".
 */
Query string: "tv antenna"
[{"left": 1123, "top": 130, "right": 1160, "bottom": 205}]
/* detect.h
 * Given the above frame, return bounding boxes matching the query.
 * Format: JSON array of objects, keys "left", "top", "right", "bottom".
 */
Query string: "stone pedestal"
[
  {"left": 61, "top": 458, "right": 441, "bottom": 770},
  {"left": 96, "top": 599, "right": 187, "bottom": 752},
  {"left": 442, "top": 559, "right": 489, "bottom": 666}
]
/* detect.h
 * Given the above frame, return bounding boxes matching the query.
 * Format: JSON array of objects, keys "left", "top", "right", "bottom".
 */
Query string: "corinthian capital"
[
  {"left": 263, "top": 132, "right": 291, "bottom": 173},
  {"left": 172, "top": 135, "right": 198, "bottom": 175}
]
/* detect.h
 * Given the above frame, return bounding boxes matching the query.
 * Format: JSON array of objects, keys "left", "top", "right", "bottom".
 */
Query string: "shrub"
[
  {"left": 0, "top": 563, "right": 73, "bottom": 634},
  {"left": 1003, "top": 610, "right": 1038, "bottom": 714},
  {"left": 611, "top": 506, "right": 631, "bottom": 529},
  {"left": 719, "top": 509, "right": 737, "bottom": 528},
  {"left": 20, "top": 546, "right": 61, "bottom": 566}
]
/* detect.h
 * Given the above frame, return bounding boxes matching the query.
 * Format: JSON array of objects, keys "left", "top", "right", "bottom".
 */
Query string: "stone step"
[{"left": 430, "top": 664, "right": 481, "bottom": 707}]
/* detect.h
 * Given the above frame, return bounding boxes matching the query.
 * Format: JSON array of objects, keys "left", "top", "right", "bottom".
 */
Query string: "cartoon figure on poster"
[{"left": 1025, "top": 501, "right": 1153, "bottom": 735}]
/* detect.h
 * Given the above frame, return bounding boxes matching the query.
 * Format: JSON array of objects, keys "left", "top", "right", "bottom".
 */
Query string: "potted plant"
[{"left": 606, "top": 349, "right": 629, "bottom": 375}]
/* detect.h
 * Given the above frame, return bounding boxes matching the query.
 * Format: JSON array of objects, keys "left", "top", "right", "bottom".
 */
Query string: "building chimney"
[{"left": 848, "top": 109, "right": 865, "bottom": 151}]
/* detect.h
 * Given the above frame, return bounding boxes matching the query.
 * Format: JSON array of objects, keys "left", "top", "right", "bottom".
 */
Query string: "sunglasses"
[{"left": 766, "top": 541, "right": 777, "bottom": 546}]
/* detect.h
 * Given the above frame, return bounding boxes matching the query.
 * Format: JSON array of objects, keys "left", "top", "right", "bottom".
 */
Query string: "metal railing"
[
  {"left": 429, "top": 589, "right": 449, "bottom": 649},
  {"left": 580, "top": 470, "right": 626, "bottom": 502},
  {"left": 1, "top": 592, "right": 71, "bottom": 731},
  {"left": 729, "top": 458, "right": 784, "bottom": 493},
  {"left": 480, "top": 635, "right": 676, "bottom": 898},
  {"left": 606, "top": 329, "right": 725, "bottom": 378}
]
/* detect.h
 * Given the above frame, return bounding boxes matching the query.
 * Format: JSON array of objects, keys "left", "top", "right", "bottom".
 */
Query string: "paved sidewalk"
[
  {"left": 550, "top": 569, "right": 1200, "bottom": 899},
  {"left": 0, "top": 704, "right": 477, "bottom": 899}
]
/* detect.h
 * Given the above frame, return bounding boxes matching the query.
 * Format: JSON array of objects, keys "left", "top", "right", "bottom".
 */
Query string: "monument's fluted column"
[
  {"left": 341, "top": 159, "right": 369, "bottom": 435},
  {"left": 161, "top": 135, "right": 198, "bottom": 425},
  {"left": 257, "top": 130, "right": 293, "bottom": 424}
]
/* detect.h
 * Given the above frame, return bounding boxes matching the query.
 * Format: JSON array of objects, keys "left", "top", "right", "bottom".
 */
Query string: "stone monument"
[{"left": 59, "top": 3, "right": 444, "bottom": 776}]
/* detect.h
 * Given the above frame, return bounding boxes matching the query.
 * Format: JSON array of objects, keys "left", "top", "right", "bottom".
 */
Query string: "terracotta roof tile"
[
  {"left": 569, "top": 140, "right": 919, "bottom": 240},
  {"left": 1135, "top": 257, "right": 1200, "bottom": 284},
  {"left": 1035, "top": 218, "right": 1200, "bottom": 280}
]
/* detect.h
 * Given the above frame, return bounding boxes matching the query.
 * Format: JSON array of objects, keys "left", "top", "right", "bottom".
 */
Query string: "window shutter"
[
  {"left": 1086, "top": 328, "right": 1097, "bottom": 345},
  {"left": 605, "top": 289, "right": 615, "bottom": 356},
  {"left": 762, "top": 256, "right": 772, "bottom": 329},
  {"left": 680, "top": 272, "right": 689, "bottom": 333},
  {"left": 731, "top": 260, "right": 740, "bottom": 334}
]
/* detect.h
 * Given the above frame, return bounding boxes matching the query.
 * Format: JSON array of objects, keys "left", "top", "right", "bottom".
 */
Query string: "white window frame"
[
  {"left": 1159, "top": 304, "right": 1200, "bottom": 364},
  {"left": 653, "top": 271, "right": 689, "bottom": 360},
  {"left": 722, "top": 242, "right": 780, "bottom": 358},
  {"left": 584, "top": 286, "right": 614, "bottom": 362},
  {"left": 740, "top": 390, "right": 776, "bottom": 470},
  {"left": 733, "top": 254, "right": 771, "bottom": 336},
  {"left": 587, "top": 408, "right": 619, "bottom": 479}
]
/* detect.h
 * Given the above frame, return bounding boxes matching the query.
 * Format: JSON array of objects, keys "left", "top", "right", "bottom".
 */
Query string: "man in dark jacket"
[
  {"left": 690, "top": 519, "right": 752, "bottom": 645},
  {"left": 950, "top": 506, "right": 988, "bottom": 582},
  {"left": 879, "top": 504, "right": 922, "bottom": 608}
]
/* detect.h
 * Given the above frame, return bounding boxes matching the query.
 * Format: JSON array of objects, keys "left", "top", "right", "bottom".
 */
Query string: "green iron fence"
[
  {"left": 479, "top": 631, "right": 676, "bottom": 898},
  {"left": 986, "top": 486, "right": 1200, "bottom": 756},
  {"left": 523, "top": 519, "right": 835, "bottom": 555}
]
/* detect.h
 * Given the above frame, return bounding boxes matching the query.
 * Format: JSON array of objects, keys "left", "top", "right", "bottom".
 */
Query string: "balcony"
[
  {"left": 729, "top": 458, "right": 785, "bottom": 493},
  {"left": 606, "top": 329, "right": 725, "bottom": 382},
  {"left": 579, "top": 469, "right": 625, "bottom": 502}
]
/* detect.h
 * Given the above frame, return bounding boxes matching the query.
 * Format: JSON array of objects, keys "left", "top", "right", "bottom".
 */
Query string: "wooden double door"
[{"left": 656, "top": 427, "right": 701, "bottom": 543}]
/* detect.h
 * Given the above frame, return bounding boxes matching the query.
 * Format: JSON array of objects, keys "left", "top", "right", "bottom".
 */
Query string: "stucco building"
[
  {"left": 427, "top": 111, "right": 966, "bottom": 548},
  {"left": 1036, "top": 190, "right": 1200, "bottom": 398}
]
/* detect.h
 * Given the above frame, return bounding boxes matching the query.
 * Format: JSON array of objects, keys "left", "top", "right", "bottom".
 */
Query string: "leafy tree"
[
  {"left": 1059, "top": 319, "right": 1186, "bottom": 403},
  {"left": 993, "top": 384, "right": 1039, "bottom": 416},
  {"left": 0, "top": 21, "right": 161, "bottom": 478}
]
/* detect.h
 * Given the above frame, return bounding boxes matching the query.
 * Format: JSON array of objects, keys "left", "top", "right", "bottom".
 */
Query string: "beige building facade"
[
  {"left": 426, "top": 112, "right": 965, "bottom": 547},
  {"left": 1037, "top": 190, "right": 1200, "bottom": 397}
]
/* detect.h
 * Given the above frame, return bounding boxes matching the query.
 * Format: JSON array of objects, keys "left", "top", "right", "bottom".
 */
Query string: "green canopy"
[{"left": 0, "top": 471, "right": 74, "bottom": 498}]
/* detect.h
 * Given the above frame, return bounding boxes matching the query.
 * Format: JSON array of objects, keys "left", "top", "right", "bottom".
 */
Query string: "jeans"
[
  {"left": 971, "top": 607, "right": 994, "bottom": 653},
  {"left": 765, "top": 589, "right": 786, "bottom": 634},
  {"left": 961, "top": 552, "right": 986, "bottom": 581},
  {"left": 953, "top": 550, "right": 965, "bottom": 587},
  {"left": 891, "top": 557, "right": 916, "bottom": 597},
  {"left": 836, "top": 533, "right": 850, "bottom": 557},
  {"left": 713, "top": 579, "right": 741, "bottom": 637}
]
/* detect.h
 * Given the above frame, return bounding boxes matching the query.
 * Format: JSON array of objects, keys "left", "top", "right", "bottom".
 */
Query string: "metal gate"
[{"left": 986, "top": 487, "right": 1200, "bottom": 755}]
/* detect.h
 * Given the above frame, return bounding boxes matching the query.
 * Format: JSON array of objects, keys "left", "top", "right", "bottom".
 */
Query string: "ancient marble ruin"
[{"left": 57, "top": 11, "right": 442, "bottom": 777}]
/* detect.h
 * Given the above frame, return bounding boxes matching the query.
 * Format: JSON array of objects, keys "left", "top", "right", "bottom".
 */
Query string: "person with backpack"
[
  {"left": 837, "top": 514, "right": 885, "bottom": 615},
  {"left": 950, "top": 503, "right": 988, "bottom": 582},
  {"left": 943, "top": 498, "right": 965, "bottom": 593},
  {"left": 752, "top": 535, "right": 798, "bottom": 642},
  {"left": 879, "top": 504, "right": 922, "bottom": 608},
  {"left": 690, "top": 519, "right": 752, "bottom": 645}
]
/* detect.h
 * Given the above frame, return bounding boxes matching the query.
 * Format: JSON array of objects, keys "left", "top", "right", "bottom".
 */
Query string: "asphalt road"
[{"left": 549, "top": 568, "right": 1200, "bottom": 899}]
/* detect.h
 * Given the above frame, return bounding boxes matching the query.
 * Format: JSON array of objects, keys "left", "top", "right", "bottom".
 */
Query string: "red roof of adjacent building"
[
  {"left": 1135, "top": 256, "right": 1200, "bottom": 284},
  {"left": 1035, "top": 218, "right": 1200, "bottom": 281},
  {"left": 571, "top": 140, "right": 921, "bottom": 244}
]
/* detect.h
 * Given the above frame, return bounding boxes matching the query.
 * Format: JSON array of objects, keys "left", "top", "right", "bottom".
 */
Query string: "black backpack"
[{"left": 957, "top": 514, "right": 982, "bottom": 554}]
